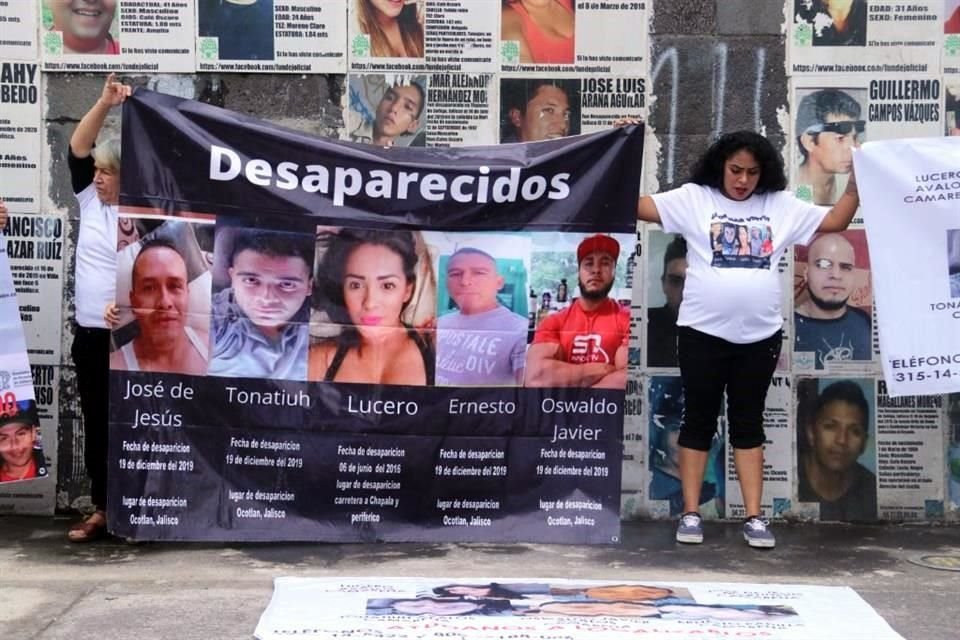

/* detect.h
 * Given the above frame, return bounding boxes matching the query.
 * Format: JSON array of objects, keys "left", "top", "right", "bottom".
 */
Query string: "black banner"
[{"left": 109, "top": 89, "right": 642, "bottom": 542}]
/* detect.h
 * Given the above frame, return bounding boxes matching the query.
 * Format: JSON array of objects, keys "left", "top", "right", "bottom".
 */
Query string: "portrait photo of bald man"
[{"left": 794, "top": 231, "right": 872, "bottom": 370}]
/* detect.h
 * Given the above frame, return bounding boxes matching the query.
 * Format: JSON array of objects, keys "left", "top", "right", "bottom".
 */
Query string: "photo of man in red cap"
[
  {"left": 0, "top": 400, "right": 48, "bottom": 483},
  {"left": 525, "top": 234, "right": 629, "bottom": 389}
]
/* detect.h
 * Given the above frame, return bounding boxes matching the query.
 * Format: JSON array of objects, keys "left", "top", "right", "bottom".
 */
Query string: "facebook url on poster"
[
  {"left": 45, "top": 62, "right": 159, "bottom": 72},
  {"left": 792, "top": 63, "right": 928, "bottom": 73}
]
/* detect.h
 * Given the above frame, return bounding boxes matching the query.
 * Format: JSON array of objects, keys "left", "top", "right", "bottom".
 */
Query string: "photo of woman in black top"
[{"left": 309, "top": 228, "right": 434, "bottom": 385}]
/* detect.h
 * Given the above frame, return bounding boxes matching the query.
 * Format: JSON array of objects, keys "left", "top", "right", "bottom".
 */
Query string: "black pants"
[
  {"left": 676, "top": 326, "right": 781, "bottom": 451},
  {"left": 71, "top": 326, "right": 111, "bottom": 511}
]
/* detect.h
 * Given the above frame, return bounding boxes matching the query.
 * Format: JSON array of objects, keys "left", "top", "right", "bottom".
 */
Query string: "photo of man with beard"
[
  {"left": 794, "top": 232, "right": 872, "bottom": 370},
  {"left": 525, "top": 234, "right": 629, "bottom": 389}
]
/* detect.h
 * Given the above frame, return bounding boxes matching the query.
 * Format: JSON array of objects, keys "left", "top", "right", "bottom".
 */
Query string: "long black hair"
[
  {"left": 317, "top": 228, "right": 419, "bottom": 351},
  {"left": 689, "top": 130, "right": 788, "bottom": 194}
]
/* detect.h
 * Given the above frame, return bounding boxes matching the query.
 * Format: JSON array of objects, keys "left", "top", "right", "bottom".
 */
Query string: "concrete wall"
[{"left": 17, "top": 1, "right": 955, "bottom": 522}]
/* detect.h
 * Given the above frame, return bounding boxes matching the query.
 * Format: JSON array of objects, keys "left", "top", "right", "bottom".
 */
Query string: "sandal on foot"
[{"left": 68, "top": 510, "right": 107, "bottom": 543}]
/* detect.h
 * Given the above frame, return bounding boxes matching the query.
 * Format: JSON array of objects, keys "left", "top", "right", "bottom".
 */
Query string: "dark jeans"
[
  {"left": 676, "top": 326, "right": 782, "bottom": 451},
  {"left": 71, "top": 326, "right": 111, "bottom": 511}
]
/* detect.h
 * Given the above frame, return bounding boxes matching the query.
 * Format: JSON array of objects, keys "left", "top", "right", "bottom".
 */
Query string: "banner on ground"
[
  {"left": 109, "top": 88, "right": 642, "bottom": 542},
  {"left": 856, "top": 137, "right": 960, "bottom": 396},
  {"left": 253, "top": 576, "right": 906, "bottom": 640}
]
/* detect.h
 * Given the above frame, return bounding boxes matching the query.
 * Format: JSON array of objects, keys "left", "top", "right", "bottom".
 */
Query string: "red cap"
[{"left": 577, "top": 234, "right": 620, "bottom": 263}]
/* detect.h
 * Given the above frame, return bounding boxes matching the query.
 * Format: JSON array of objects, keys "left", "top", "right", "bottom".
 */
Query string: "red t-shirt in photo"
[{"left": 533, "top": 298, "right": 629, "bottom": 365}]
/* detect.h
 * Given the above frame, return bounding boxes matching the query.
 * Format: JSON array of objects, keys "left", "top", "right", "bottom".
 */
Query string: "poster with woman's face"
[
  {"left": 349, "top": 0, "right": 426, "bottom": 71},
  {"left": 308, "top": 227, "right": 436, "bottom": 386}
]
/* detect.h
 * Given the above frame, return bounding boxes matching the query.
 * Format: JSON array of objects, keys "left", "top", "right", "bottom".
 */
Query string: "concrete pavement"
[{"left": 1, "top": 516, "right": 958, "bottom": 639}]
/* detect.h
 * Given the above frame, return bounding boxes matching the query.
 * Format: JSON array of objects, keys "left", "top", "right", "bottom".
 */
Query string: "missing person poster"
[
  {"left": 788, "top": 0, "right": 941, "bottom": 75},
  {"left": 795, "top": 376, "right": 878, "bottom": 522},
  {"left": 344, "top": 72, "right": 431, "bottom": 146},
  {"left": 946, "top": 79, "right": 960, "bottom": 136},
  {"left": 948, "top": 393, "right": 960, "bottom": 511},
  {"left": 0, "top": 1, "right": 38, "bottom": 60},
  {"left": 619, "top": 377, "right": 644, "bottom": 519},
  {"left": 0, "top": 227, "right": 49, "bottom": 505},
  {"left": 109, "top": 87, "right": 643, "bottom": 542},
  {"left": 875, "top": 379, "right": 945, "bottom": 521},
  {"left": 197, "top": 0, "right": 347, "bottom": 73},
  {"left": 425, "top": 72, "right": 497, "bottom": 146},
  {"left": 345, "top": 72, "right": 498, "bottom": 147},
  {"left": 0, "top": 61, "right": 42, "bottom": 214},
  {"left": 3, "top": 214, "right": 65, "bottom": 365},
  {"left": 946, "top": 0, "right": 960, "bottom": 74},
  {"left": 793, "top": 228, "right": 875, "bottom": 373},
  {"left": 253, "top": 577, "right": 907, "bottom": 640},
  {"left": 855, "top": 136, "right": 960, "bottom": 396},
  {"left": 499, "top": 0, "right": 648, "bottom": 75},
  {"left": 790, "top": 77, "right": 943, "bottom": 210},
  {"left": 497, "top": 76, "right": 645, "bottom": 144},
  {"left": 424, "top": 0, "right": 497, "bottom": 72},
  {"left": 349, "top": 0, "right": 427, "bottom": 72},
  {"left": 646, "top": 375, "right": 725, "bottom": 520},
  {"left": 40, "top": 0, "right": 196, "bottom": 73},
  {"left": 725, "top": 376, "right": 792, "bottom": 521}
]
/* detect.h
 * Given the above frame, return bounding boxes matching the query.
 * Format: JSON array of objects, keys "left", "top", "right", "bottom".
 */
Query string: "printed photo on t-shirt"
[{"left": 709, "top": 219, "right": 773, "bottom": 269}]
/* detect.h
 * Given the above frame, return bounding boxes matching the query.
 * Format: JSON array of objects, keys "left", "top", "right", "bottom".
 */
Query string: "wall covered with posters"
[{"left": 0, "top": 0, "right": 957, "bottom": 525}]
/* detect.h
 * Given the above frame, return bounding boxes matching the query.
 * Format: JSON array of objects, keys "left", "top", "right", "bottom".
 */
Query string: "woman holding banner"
[
  {"left": 308, "top": 228, "right": 435, "bottom": 386},
  {"left": 631, "top": 128, "right": 861, "bottom": 549},
  {"left": 66, "top": 74, "right": 131, "bottom": 542}
]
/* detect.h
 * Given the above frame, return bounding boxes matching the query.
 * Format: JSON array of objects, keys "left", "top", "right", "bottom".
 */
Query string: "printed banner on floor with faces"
[
  {"left": 0, "top": 229, "right": 49, "bottom": 499},
  {"left": 253, "top": 577, "right": 907, "bottom": 640},
  {"left": 108, "top": 88, "right": 642, "bottom": 542},
  {"left": 855, "top": 136, "right": 960, "bottom": 397}
]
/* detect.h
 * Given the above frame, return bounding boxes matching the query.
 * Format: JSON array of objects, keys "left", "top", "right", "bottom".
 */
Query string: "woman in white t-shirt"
[
  {"left": 66, "top": 74, "right": 131, "bottom": 543},
  {"left": 636, "top": 130, "right": 861, "bottom": 549}
]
